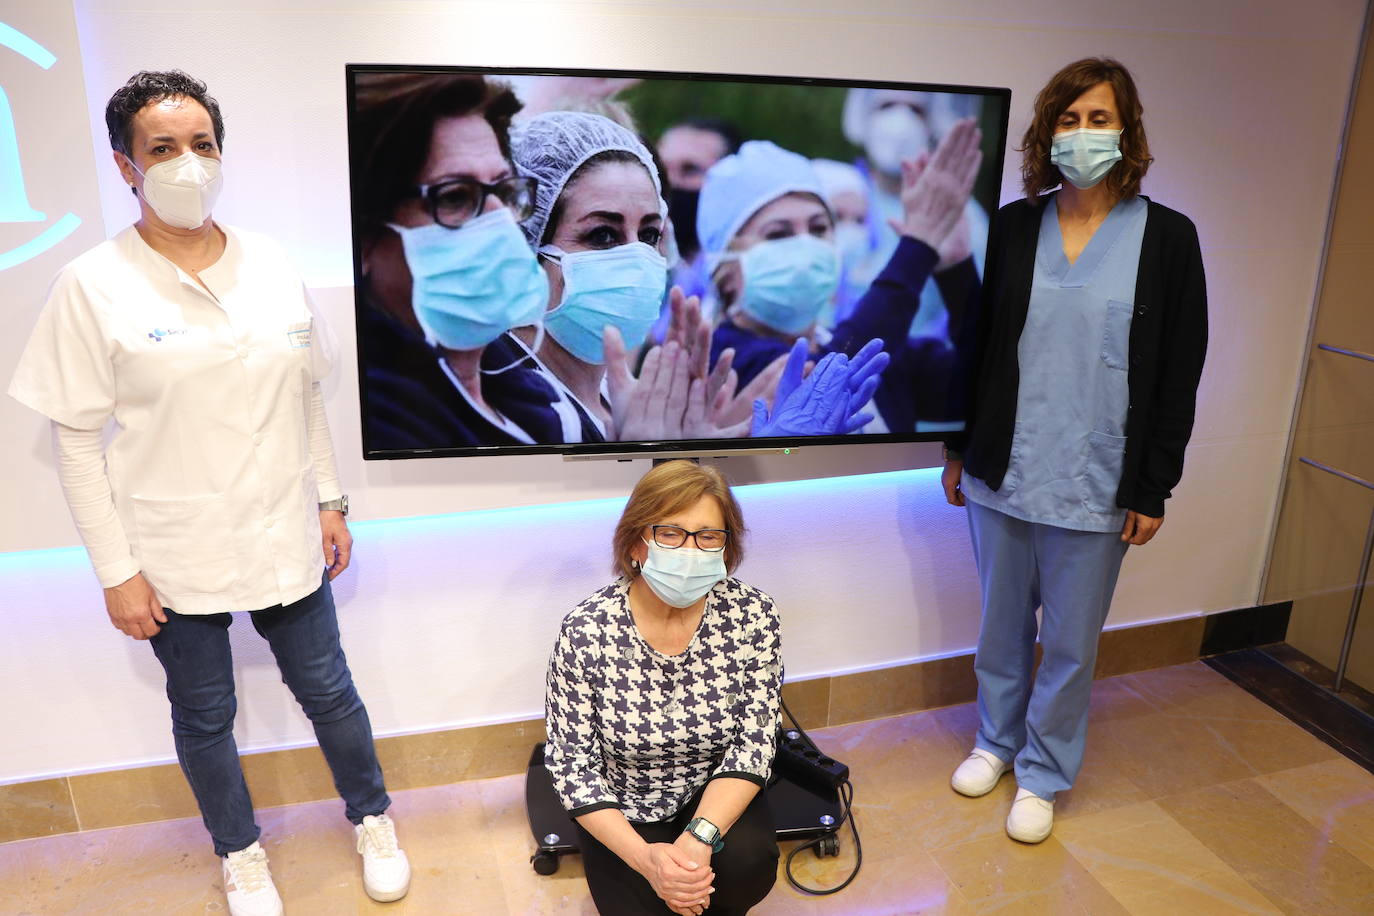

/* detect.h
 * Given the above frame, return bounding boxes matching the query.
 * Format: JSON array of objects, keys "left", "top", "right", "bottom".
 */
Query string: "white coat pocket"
[{"left": 131, "top": 493, "right": 241, "bottom": 599}]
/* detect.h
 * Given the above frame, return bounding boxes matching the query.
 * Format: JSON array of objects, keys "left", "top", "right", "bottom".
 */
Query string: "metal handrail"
[
  {"left": 1299, "top": 457, "right": 1374, "bottom": 691},
  {"left": 1299, "top": 457, "right": 1374, "bottom": 491},
  {"left": 1317, "top": 343, "right": 1374, "bottom": 364}
]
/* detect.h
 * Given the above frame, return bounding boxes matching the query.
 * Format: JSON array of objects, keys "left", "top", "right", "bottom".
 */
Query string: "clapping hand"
[
  {"left": 889, "top": 117, "right": 983, "bottom": 253},
  {"left": 751, "top": 338, "right": 889, "bottom": 438},
  {"left": 663, "top": 286, "right": 712, "bottom": 382},
  {"left": 606, "top": 328, "right": 690, "bottom": 441}
]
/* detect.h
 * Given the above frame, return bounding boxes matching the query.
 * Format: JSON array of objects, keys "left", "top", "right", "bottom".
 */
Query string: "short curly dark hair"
[{"left": 105, "top": 70, "right": 224, "bottom": 157}]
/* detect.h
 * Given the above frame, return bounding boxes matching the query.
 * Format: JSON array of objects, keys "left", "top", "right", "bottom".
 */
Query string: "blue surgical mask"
[
  {"left": 388, "top": 208, "right": 549, "bottom": 351},
  {"left": 539, "top": 242, "right": 668, "bottom": 365},
  {"left": 1050, "top": 128, "right": 1124, "bottom": 190},
  {"left": 639, "top": 538, "right": 726, "bottom": 608},
  {"left": 732, "top": 234, "right": 840, "bottom": 335}
]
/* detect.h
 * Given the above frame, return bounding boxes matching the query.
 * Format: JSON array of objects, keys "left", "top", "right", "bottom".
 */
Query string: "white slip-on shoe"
[
  {"left": 950, "top": 747, "right": 1011, "bottom": 797},
  {"left": 1006, "top": 787, "right": 1054, "bottom": 843},
  {"left": 223, "top": 841, "right": 284, "bottom": 916},
  {"left": 355, "top": 813, "right": 411, "bottom": 902}
]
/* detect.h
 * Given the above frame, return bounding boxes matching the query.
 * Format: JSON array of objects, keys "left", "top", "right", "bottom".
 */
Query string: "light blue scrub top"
[{"left": 962, "top": 194, "right": 1148, "bottom": 533}]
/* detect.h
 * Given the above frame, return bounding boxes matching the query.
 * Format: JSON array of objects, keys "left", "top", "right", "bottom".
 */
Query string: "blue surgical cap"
[
  {"left": 696, "top": 140, "right": 828, "bottom": 271},
  {"left": 511, "top": 110, "right": 663, "bottom": 247}
]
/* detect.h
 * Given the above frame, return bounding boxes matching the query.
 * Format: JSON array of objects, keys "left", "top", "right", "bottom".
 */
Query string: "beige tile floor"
[{"left": 3, "top": 661, "right": 1374, "bottom": 915}]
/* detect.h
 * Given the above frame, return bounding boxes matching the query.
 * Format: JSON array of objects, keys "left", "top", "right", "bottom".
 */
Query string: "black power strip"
[{"left": 773, "top": 728, "right": 849, "bottom": 793}]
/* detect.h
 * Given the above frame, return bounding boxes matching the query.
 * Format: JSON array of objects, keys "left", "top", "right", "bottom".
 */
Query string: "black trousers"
[{"left": 574, "top": 787, "right": 779, "bottom": 916}]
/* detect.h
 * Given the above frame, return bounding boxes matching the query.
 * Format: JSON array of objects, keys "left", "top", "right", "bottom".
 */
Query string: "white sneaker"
[
  {"left": 1006, "top": 787, "right": 1054, "bottom": 843},
  {"left": 950, "top": 748, "right": 1010, "bottom": 797},
  {"left": 355, "top": 813, "right": 411, "bottom": 902},
  {"left": 223, "top": 841, "right": 284, "bottom": 916}
]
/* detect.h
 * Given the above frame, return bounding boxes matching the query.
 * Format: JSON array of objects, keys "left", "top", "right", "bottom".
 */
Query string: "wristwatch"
[
  {"left": 318, "top": 495, "right": 349, "bottom": 516},
  {"left": 684, "top": 817, "right": 724, "bottom": 853}
]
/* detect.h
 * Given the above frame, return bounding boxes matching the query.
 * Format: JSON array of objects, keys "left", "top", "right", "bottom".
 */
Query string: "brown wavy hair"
[
  {"left": 611, "top": 460, "right": 746, "bottom": 579},
  {"left": 1019, "top": 57, "right": 1152, "bottom": 204}
]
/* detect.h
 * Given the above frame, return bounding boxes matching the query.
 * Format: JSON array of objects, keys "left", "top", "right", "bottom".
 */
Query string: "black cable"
[{"left": 778, "top": 693, "right": 862, "bottom": 896}]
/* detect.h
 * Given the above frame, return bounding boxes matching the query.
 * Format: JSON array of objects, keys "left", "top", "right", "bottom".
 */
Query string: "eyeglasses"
[
  {"left": 412, "top": 176, "right": 538, "bottom": 229},
  {"left": 650, "top": 525, "right": 729, "bottom": 552}
]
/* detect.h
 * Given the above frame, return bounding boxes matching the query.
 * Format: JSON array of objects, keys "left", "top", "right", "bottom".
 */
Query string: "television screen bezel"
[{"left": 344, "top": 62, "right": 1012, "bottom": 461}]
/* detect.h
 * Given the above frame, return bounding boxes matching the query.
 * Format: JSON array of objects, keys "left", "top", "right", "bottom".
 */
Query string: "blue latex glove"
[
  {"left": 750, "top": 351, "right": 876, "bottom": 438},
  {"left": 752, "top": 337, "right": 892, "bottom": 437},
  {"left": 766, "top": 338, "right": 811, "bottom": 422},
  {"left": 844, "top": 338, "right": 890, "bottom": 427}
]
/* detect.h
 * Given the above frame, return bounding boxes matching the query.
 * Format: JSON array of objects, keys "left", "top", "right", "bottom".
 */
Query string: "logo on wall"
[{"left": 0, "top": 22, "right": 81, "bottom": 272}]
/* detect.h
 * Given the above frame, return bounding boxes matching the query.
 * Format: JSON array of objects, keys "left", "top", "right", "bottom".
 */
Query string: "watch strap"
[{"left": 318, "top": 495, "right": 349, "bottom": 516}]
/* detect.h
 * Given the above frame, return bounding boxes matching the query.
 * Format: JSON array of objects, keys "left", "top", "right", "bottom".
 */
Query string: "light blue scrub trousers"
[{"left": 966, "top": 499, "right": 1129, "bottom": 801}]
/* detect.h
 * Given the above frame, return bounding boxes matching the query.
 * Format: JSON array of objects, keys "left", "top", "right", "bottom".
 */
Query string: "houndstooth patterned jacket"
[{"left": 544, "top": 577, "right": 782, "bottom": 823}]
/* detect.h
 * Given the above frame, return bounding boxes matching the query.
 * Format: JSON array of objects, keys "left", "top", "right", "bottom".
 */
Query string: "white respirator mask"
[{"left": 131, "top": 150, "right": 223, "bottom": 229}]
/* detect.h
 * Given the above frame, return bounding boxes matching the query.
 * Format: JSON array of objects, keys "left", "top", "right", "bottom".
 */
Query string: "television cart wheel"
[{"left": 814, "top": 833, "right": 841, "bottom": 858}]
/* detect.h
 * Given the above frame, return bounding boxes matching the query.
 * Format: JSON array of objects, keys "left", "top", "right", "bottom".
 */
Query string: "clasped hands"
[{"left": 634, "top": 832, "right": 717, "bottom": 916}]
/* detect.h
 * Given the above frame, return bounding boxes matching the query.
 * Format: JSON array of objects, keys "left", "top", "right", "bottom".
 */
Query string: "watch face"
[{"left": 689, "top": 819, "right": 717, "bottom": 842}]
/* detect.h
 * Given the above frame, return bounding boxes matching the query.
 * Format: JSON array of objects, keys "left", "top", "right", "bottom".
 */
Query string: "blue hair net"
[
  {"left": 511, "top": 110, "right": 662, "bottom": 247},
  {"left": 695, "top": 140, "right": 827, "bottom": 271}
]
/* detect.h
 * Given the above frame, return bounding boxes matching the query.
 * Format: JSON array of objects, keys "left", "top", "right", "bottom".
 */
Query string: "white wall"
[{"left": 0, "top": 0, "right": 1366, "bottom": 783}]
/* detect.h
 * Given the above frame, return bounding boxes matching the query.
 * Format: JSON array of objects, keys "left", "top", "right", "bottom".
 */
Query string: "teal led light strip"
[
  {"left": 0, "top": 22, "right": 57, "bottom": 69},
  {"left": 0, "top": 21, "right": 81, "bottom": 272}
]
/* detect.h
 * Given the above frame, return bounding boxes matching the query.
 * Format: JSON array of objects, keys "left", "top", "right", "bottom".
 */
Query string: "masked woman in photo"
[
  {"left": 352, "top": 72, "right": 570, "bottom": 449},
  {"left": 699, "top": 127, "right": 984, "bottom": 433},
  {"left": 942, "top": 58, "right": 1207, "bottom": 844},
  {"left": 506, "top": 110, "right": 769, "bottom": 444},
  {"left": 545, "top": 460, "right": 780, "bottom": 916}
]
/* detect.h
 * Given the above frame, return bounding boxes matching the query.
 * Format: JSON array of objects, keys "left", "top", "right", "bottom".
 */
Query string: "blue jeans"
[
  {"left": 965, "top": 500, "right": 1129, "bottom": 801},
  {"left": 149, "top": 574, "right": 390, "bottom": 856}
]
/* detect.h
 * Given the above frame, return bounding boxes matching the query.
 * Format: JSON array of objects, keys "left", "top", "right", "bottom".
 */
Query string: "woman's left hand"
[
  {"left": 1121, "top": 510, "right": 1163, "bottom": 545},
  {"left": 320, "top": 510, "right": 353, "bottom": 579},
  {"left": 668, "top": 833, "right": 714, "bottom": 914}
]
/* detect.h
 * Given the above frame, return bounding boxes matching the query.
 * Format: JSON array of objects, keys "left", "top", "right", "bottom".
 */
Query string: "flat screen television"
[{"left": 345, "top": 64, "right": 1010, "bottom": 459}]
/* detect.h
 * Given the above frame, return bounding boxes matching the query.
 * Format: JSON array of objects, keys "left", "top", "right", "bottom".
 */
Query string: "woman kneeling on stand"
[{"left": 545, "top": 460, "right": 781, "bottom": 915}]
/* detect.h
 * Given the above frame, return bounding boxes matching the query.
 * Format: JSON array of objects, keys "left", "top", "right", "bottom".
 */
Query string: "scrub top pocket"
[
  {"left": 1101, "top": 298, "right": 1133, "bottom": 370},
  {"left": 1080, "top": 430, "right": 1127, "bottom": 514}
]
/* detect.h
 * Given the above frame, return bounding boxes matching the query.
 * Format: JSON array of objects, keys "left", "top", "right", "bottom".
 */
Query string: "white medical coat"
[{"left": 9, "top": 224, "right": 343, "bottom": 614}]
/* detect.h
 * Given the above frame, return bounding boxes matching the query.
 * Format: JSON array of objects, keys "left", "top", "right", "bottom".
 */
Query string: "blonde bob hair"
[{"left": 611, "top": 460, "right": 746, "bottom": 579}]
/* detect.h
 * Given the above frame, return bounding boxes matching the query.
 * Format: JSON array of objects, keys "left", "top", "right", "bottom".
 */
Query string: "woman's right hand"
[
  {"left": 635, "top": 842, "right": 716, "bottom": 915},
  {"left": 942, "top": 458, "right": 966, "bottom": 507},
  {"left": 103, "top": 572, "right": 167, "bottom": 640}
]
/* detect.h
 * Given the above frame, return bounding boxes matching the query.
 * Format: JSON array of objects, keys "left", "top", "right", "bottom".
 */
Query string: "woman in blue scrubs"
[{"left": 941, "top": 58, "right": 1208, "bottom": 843}]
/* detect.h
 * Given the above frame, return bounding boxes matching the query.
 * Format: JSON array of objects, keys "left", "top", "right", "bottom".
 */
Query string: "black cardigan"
[{"left": 948, "top": 194, "right": 1208, "bottom": 519}]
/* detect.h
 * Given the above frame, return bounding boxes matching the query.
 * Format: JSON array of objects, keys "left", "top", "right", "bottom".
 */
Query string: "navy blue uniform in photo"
[
  {"left": 711, "top": 236, "right": 979, "bottom": 431},
  {"left": 359, "top": 303, "right": 565, "bottom": 449},
  {"left": 483, "top": 332, "right": 608, "bottom": 444}
]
